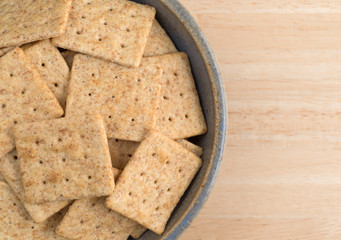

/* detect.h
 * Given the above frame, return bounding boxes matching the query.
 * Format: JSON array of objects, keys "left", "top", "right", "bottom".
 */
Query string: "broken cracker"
[
  {"left": 108, "top": 139, "right": 139, "bottom": 170},
  {"left": 143, "top": 19, "right": 178, "bottom": 57},
  {"left": 66, "top": 54, "right": 162, "bottom": 141},
  {"left": 61, "top": 50, "right": 77, "bottom": 69},
  {"left": 0, "top": 47, "right": 63, "bottom": 159},
  {"left": 52, "top": 0, "right": 155, "bottom": 67},
  {"left": 0, "top": 46, "right": 16, "bottom": 57},
  {"left": 0, "top": 0, "right": 72, "bottom": 48},
  {"left": 0, "top": 182, "right": 68, "bottom": 239},
  {"left": 105, "top": 130, "right": 202, "bottom": 234},
  {"left": 108, "top": 139, "right": 201, "bottom": 170},
  {"left": 176, "top": 139, "right": 203, "bottom": 157},
  {"left": 56, "top": 168, "right": 138, "bottom": 240},
  {"left": 144, "top": 53, "right": 207, "bottom": 139},
  {"left": 24, "top": 40, "right": 70, "bottom": 108},
  {"left": 13, "top": 115, "right": 115, "bottom": 203},
  {"left": 0, "top": 150, "right": 71, "bottom": 223}
]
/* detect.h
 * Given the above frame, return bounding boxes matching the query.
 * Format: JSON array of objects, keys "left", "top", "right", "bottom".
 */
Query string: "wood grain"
[{"left": 179, "top": 0, "right": 341, "bottom": 239}]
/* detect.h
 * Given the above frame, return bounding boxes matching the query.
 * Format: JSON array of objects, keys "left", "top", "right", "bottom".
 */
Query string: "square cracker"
[
  {"left": 105, "top": 130, "right": 202, "bottom": 234},
  {"left": 66, "top": 54, "right": 162, "bottom": 141},
  {"left": 56, "top": 168, "right": 138, "bottom": 240},
  {"left": 0, "top": 0, "right": 72, "bottom": 48},
  {"left": 143, "top": 20, "right": 178, "bottom": 57},
  {"left": 61, "top": 50, "right": 77, "bottom": 69},
  {"left": 52, "top": 0, "right": 155, "bottom": 67},
  {"left": 24, "top": 40, "right": 70, "bottom": 108},
  {"left": 0, "top": 46, "right": 16, "bottom": 57},
  {"left": 13, "top": 115, "right": 115, "bottom": 204},
  {"left": 144, "top": 53, "right": 207, "bottom": 139},
  {"left": 0, "top": 150, "right": 71, "bottom": 223},
  {"left": 108, "top": 139, "right": 201, "bottom": 170},
  {"left": 0, "top": 47, "right": 63, "bottom": 159},
  {"left": 0, "top": 182, "right": 68, "bottom": 240}
]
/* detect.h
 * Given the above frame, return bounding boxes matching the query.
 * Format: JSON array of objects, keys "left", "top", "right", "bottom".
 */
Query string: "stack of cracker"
[{"left": 0, "top": 0, "right": 207, "bottom": 239}]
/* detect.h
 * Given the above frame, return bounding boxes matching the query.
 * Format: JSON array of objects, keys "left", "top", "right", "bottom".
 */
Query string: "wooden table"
[{"left": 179, "top": 1, "right": 341, "bottom": 239}]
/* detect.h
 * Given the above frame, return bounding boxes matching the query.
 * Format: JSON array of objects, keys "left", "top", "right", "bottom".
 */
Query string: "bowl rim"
[{"left": 158, "top": 1, "right": 228, "bottom": 239}]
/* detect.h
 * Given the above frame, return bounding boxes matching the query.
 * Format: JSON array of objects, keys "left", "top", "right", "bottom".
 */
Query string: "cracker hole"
[
  {"left": 21, "top": 90, "right": 25, "bottom": 94},
  {"left": 168, "top": 117, "right": 173, "bottom": 122},
  {"left": 98, "top": 38, "right": 102, "bottom": 42},
  {"left": 166, "top": 160, "right": 170, "bottom": 165},
  {"left": 180, "top": 93, "right": 183, "bottom": 97},
  {"left": 76, "top": 31, "right": 81, "bottom": 35},
  {"left": 178, "top": 168, "right": 182, "bottom": 173},
  {"left": 167, "top": 188, "right": 171, "bottom": 192},
  {"left": 31, "top": 226, "right": 34, "bottom": 229},
  {"left": 54, "top": 83, "right": 58, "bottom": 87},
  {"left": 154, "top": 180, "right": 158, "bottom": 184},
  {"left": 155, "top": 207, "right": 159, "bottom": 211},
  {"left": 152, "top": 153, "right": 157, "bottom": 157},
  {"left": 108, "top": 115, "right": 112, "bottom": 119},
  {"left": 131, "top": 118, "right": 135, "bottom": 122},
  {"left": 91, "top": 73, "right": 95, "bottom": 77},
  {"left": 88, "top": 176, "right": 92, "bottom": 179},
  {"left": 41, "top": 63, "right": 45, "bottom": 67},
  {"left": 62, "top": 158, "right": 66, "bottom": 162},
  {"left": 84, "top": 155, "right": 88, "bottom": 159},
  {"left": 13, "top": 121, "right": 17, "bottom": 125},
  {"left": 92, "top": 203, "right": 95, "bottom": 207},
  {"left": 43, "top": 181, "right": 46, "bottom": 184},
  {"left": 58, "top": 138, "right": 62, "bottom": 142},
  {"left": 109, "top": 8, "right": 113, "bottom": 11},
  {"left": 185, "top": 114, "right": 188, "bottom": 119},
  {"left": 137, "top": 79, "right": 141, "bottom": 82},
  {"left": 115, "top": 139, "right": 119, "bottom": 142},
  {"left": 174, "top": 72, "right": 178, "bottom": 77},
  {"left": 65, "top": 178, "right": 69, "bottom": 182},
  {"left": 35, "top": 140, "right": 39, "bottom": 145},
  {"left": 120, "top": 43, "right": 126, "bottom": 48},
  {"left": 80, "top": 220, "right": 84, "bottom": 224},
  {"left": 81, "top": 135, "right": 85, "bottom": 138},
  {"left": 131, "top": 14, "right": 136, "bottom": 17},
  {"left": 82, "top": 15, "right": 86, "bottom": 19},
  {"left": 1, "top": 104, "right": 5, "bottom": 108},
  {"left": 33, "top": 108, "right": 37, "bottom": 112},
  {"left": 143, "top": 199, "right": 146, "bottom": 203},
  {"left": 128, "top": 154, "right": 132, "bottom": 157},
  {"left": 39, "top": 160, "right": 43, "bottom": 164},
  {"left": 96, "top": 226, "right": 100, "bottom": 229},
  {"left": 13, "top": 203, "right": 16, "bottom": 206},
  {"left": 114, "top": 76, "right": 118, "bottom": 79},
  {"left": 163, "top": 96, "right": 168, "bottom": 100},
  {"left": 128, "top": 192, "right": 132, "bottom": 196},
  {"left": 112, "top": 231, "right": 115, "bottom": 234},
  {"left": 140, "top": 172, "right": 145, "bottom": 176},
  {"left": 104, "top": 22, "right": 107, "bottom": 26},
  {"left": 88, "top": 93, "right": 92, "bottom": 96},
  {"left": 14, "top": 155, "right": 18, "bottom": 160},
  {"left": 126, "top": 28, "right": 130, "bottom": 32},
  {"left": 9, "top": 73, "right": 13, "bottom": 77},
  {"left": 135, "top": 98, "right": 138, "bottom": 102},
  {"left": 112, "top": 95, "right": 115, "bottom": 99}
]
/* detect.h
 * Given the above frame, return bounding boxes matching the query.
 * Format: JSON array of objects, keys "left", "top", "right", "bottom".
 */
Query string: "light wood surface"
[{"left": 179, "top": 1, "right": 341, "bottom": 239}]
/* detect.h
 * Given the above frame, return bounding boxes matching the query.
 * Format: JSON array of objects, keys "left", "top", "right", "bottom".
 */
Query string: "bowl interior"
[{"left": 130, "top": 1, "right": 224, "bottom": 239}]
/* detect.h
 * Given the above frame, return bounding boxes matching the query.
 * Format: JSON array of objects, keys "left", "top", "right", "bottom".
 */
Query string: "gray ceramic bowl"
[{"left": 131, "top": 0, "right": 227, "bottom": 239}]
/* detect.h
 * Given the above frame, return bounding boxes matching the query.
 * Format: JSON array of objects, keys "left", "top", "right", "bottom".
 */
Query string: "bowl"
[{"left": 131, "top": 0, "right": 227, "bottom": 239}]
